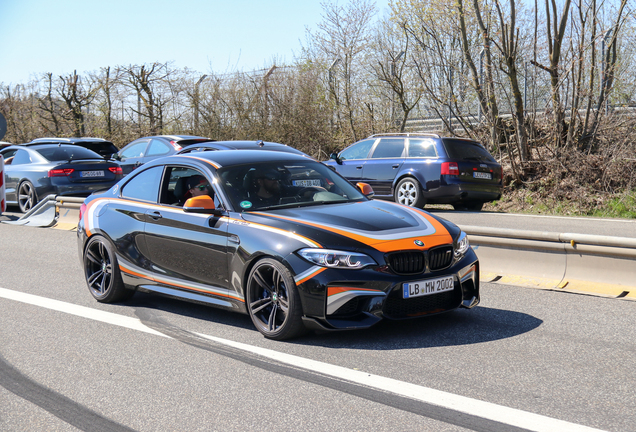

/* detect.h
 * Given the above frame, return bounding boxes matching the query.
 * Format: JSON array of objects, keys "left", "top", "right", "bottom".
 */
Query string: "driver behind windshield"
[{"left": 253, "top": 168, "right": 282, "bottom": 207}]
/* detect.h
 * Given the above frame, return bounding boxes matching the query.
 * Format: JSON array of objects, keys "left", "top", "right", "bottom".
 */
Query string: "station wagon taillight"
[
  {"left": 441, "top": 162, "right": 459, "bottom": 175},
  {"left": 109, "top": 166, "right": 123, "bottom": 175},
  {"left": 48, "top": 168, "right": 74, "bottom": 177}
]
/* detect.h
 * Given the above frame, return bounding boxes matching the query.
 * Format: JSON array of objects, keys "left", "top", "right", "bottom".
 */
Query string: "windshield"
[
  {"left": 37, "top": 146, "right": 103, "bottom": 161},
  {"left": 218, "top": 160, "right": 367, "bottom": 211}
]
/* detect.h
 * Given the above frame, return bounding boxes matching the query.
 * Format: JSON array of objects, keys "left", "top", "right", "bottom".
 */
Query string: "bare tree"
[
  {"left": 493, "top": 0, "right": 529, "bottom": 162},
  {"left": 58, "top": 70, "right": 97, "bottom": 137},
  {"left": 125, "top": 63, "right": 171, "bottom": 135},
  {"left": 532, "top": 0, "right": 572, "bottom": 149},
  {"left": 372, "top": 17, "right": 422, "bottom": 132},
  {"left": 307, "top": 0, "right": 377, "bottom": 143}
]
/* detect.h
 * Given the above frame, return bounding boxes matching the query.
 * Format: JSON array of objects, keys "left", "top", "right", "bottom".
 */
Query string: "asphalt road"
[{"left": 1, "top": 222, "right": 635, "bottom": 431}]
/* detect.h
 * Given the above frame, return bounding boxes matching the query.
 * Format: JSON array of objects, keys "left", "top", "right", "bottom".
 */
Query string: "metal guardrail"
[
  {"left": 462, "top": 225, "right": 636, "bottom": 300},
  {"left": 53, "top": 196, "right": 84, "bottom": 230},
  {"left": 0, "top": 195, "right": 84, "bottom": 229}
]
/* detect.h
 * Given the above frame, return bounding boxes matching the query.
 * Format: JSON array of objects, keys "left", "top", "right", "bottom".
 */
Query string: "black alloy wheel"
[
  {"left": 395, "top": 177, "right": 425, "bottom": 208},
  {"left": 83, "top": 236, "right": 133, "bottom": 303},
  {"left": 18, "top": 181, "right": 37, "bottom": 213},
  {"left": 246, "top": 258, "right": 305, "bottom": 340}
]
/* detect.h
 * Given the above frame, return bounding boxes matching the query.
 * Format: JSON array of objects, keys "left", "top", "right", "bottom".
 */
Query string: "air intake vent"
[
  {"left": 428, "top": 246, "right": 453, "bottom": 271},
  {"left": 387, "top": 251, "right": 425, "bottom": 275}
]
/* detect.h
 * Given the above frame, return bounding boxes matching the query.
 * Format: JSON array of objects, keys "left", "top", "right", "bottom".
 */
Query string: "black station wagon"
[{"left": 325, "top": 133, "right": 503, "bottom": 211}]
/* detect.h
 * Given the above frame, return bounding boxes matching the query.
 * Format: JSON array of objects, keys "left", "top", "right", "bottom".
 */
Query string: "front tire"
[
  {"left": 246, "top": 258, "right": 305, "bottom": 340},
  {"left": 83, "top": 235, "right": 133, "bottom": 303},
  {"left": 18, "top": 181, "right": 37, "bottom": 213},
  {"left": 394, "top": 177, "right": 425, "bottom": 208}
]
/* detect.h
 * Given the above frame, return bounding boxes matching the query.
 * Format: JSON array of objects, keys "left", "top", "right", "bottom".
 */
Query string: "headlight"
[
  {"left": 454, "top": 231, "right": 470, "bottom": 259},
  {"left": 298, "top": 248, "right": 377, "bottom": 269}
]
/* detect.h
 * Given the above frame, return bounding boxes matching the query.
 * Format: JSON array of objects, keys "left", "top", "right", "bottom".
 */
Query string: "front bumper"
[{"left": 298, "top": 253, "right": 480, "bottom": 331}]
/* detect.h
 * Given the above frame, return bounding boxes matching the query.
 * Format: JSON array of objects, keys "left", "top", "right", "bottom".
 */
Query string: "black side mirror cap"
[{"left": 330, "top": 152, "right": 342, "bottom": 165}]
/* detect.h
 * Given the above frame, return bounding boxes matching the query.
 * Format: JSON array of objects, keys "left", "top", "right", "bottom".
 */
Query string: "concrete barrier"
[{"left": 462, "top": 225, "right": 636, "bottom": 300}]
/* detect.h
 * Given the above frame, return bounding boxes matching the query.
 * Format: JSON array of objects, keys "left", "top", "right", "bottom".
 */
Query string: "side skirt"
[{"left": 136, "top": 285, "right": 247, "bottom": 313}]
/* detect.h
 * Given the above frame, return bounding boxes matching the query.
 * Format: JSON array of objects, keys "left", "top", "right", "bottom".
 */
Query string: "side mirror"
[
  {"left": 356, "top": 182, "right": 374, "bottom": 199},
  {"left": 330, "top": 152, "right": 342, "bottom": 165},
  {"left": 184, "top": 195, "right": 223, "bottom": 215},
  {"left": 110, "top": 153, "right": 121, "bottom": 161}
]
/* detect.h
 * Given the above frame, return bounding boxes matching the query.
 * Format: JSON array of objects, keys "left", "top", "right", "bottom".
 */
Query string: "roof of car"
[
  {"left": 28, "top": 137, "right": 113, "bottom": 144},
  {"left": 166, "top": 148, "right": 312, "bottom": 168},
  {"left": 178, "top": 140, "right": 306, "bottom": 155},
  {"left": 139, "top": 135, "right": 213, "bottom": 141},
  {"left": 369, "top": 133, "right": 441, "bottom": 139}
]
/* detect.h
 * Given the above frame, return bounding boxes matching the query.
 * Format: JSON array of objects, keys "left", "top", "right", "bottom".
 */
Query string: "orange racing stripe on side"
[
  {"left": 296, "top": 267, "right": 327, "bottom": 285},
  {"left": 121, "top": 265, "right": 245, "bottom": 303}
]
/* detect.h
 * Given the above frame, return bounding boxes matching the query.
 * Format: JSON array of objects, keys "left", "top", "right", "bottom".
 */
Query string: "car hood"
[{"left": 242, "top": 200, "right": 456, "bottom": 252}]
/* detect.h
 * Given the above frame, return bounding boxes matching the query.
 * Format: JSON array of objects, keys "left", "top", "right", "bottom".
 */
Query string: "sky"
[{"left": 0, "top": 0, "right": 389, "bottom": 86}]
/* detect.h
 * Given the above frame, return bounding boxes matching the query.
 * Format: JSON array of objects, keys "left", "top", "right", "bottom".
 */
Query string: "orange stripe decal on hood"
[{"left": 251, "top": 206, "right": 453, "bottom": 253}]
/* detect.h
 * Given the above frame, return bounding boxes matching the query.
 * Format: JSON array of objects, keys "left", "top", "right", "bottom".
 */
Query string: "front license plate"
[
  {"left": 293, "top": 179, "right": 321, "bottom": 187},
  {"left": 403, "top": 276, "right": 454, "bottom": 299},
  {"left": 80, "top": 170, "right": 105, "bottom": 178},
  {"left": 473, "top": 172, "right": 492, "bottom": 180}
]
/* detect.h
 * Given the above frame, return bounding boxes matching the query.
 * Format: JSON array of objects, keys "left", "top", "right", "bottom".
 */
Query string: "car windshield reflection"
[{"left": 217, "top": 160, "right": 365, "bottom": 212}]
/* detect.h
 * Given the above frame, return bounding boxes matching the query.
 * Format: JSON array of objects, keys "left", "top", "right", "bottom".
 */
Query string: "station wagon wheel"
[
  {"left": 18, "top": 181, "right": 37, "bottom": 213},
  {"left": 83, "top": 235, "right": 133, "bottom": 303},
  {"left": 395, "top": 177, "right": 425, "bottom": 208},
  {"left": 246, "top": 258, "right": 305, "bottom": 340}
]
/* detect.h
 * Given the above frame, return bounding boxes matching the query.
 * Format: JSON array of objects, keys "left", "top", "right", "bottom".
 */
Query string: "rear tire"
[
  {"left": 394, "top": 177, "right": 425, "bottom": 208},
  {"left": 83, "top": 235, "right": 134, "bottom": 303},
  {"left": 18, "top": 181, "right": 37, "bottom": 213}
]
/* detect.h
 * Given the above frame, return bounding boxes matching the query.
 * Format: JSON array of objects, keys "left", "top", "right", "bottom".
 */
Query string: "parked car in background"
[
  {"left": 325, "top": 133, "right": 503, "bottom": 211},
  {"left": 176, "top": 139, "right": 309, "bottom": 156},
  {"left": 1, "top": 144, "right": 123, "bottom": 212},
  {"left": 113, "top": 135, "right": 214, "bottom": 174},
  {"left": 28, "top": 137, "right": 118, "bottom": 159},
  {"left": 77, "top": 149, "right": 479, "bottom": 340},
  {"left": 0, "top": 141, "right": 13, "bottom": 150}
]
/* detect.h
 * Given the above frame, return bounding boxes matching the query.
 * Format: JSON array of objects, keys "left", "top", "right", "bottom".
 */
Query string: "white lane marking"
[
  {"left": 0, "top": 288, "right": 167, "bottom": 338},
  {"left": 0, "top": 287, "right": 605, "bottom": 432}
]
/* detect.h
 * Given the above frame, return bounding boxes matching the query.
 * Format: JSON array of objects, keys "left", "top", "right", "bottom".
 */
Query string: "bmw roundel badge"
[{"left": 414, "top": 240, "right": 425, "bottom": 247}]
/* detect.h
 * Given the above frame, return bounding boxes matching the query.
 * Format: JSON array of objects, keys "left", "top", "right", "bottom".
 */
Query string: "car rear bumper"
[{"left": 424, "top": 182, "right": 502, "bottom": 204}]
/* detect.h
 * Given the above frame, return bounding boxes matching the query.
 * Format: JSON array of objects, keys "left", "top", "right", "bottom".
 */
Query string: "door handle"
[
  {"left": 356, "top": 166, "right": 363, "bottom": 170},
  {"left": 392, "top": 165, "right": 399, "bottom": 169},
  {"left": 149, "top": 211, "right": 162, "bottom": 220}
]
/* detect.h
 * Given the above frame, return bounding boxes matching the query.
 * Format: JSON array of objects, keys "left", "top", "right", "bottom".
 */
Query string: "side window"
[
  {"left": 120, "top": 141, "right": 148, "bottom": 160},
  {"left": 146, "top": 139, "right": 172, "bottom": 157},
  {"left": 339, "top": 139, "right": 376, "bottom": 161},
  {"left": 370, "top": 138, "right": 405, "bottom": 159},
  {"left": 1, "top": 149, "right": 18, "bottom": 164},
  {"left": 408, "top": 138, "right": 438, "bottom": 158},
  {"left": 160, "top": 166, "right": 218, "bottom": 207},
  {"left": 121, "top": 166, "right": 163, "bottom": 202},
  {"left": 12, "top": 149, "right": 32, "bottom": 165}
]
